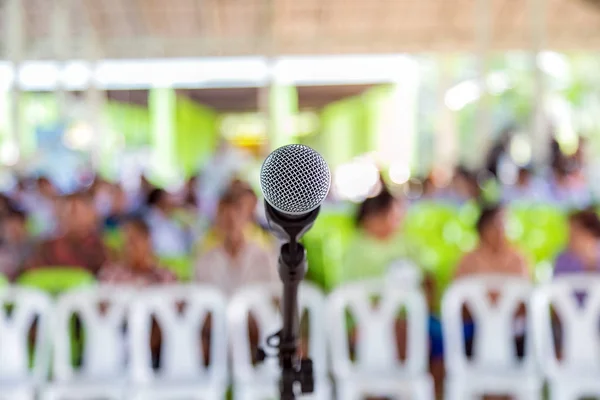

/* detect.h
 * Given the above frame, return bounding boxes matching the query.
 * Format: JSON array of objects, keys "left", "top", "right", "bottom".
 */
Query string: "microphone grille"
[{"left": 260, "top": 144, "right": 331, "bottom": 215}]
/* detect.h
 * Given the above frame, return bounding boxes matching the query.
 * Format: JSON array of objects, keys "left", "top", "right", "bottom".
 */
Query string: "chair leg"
[
  {"left": 412, "top": 380, "right": 435, "bottom": 400},
  {"left": 444, "top": 379, "right": 464, "bottom": 400},
  {"left": 513, "top": 387, "right": 542, "bottom": 400},
  {"left": 550, "top": 382, "right": 572, "bottom": 400},
  {"left": 338, "top": 383, "right": 361, "bottom": 400}
]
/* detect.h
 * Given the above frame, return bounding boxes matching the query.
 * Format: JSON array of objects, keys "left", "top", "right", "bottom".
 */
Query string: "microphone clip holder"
[{"left": 256, "top": 238, "right": 315, "bottom": 399}]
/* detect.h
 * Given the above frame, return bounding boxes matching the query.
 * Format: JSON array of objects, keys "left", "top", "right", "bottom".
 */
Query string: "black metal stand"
[{"left": 256, "top": 241, "right": 315, "bottom": 400}]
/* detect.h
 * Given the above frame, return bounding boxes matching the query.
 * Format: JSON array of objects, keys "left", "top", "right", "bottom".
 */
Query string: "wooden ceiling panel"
[{"left": 6, "top": 0, "right": 600, "bottom": 59}]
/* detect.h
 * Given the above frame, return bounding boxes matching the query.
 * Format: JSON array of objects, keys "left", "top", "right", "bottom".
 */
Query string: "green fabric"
[
  {"left": 175, "top": 96, "right": 218, "bottom": 176},
  {"left": 149, "top": 88, "right": 178, "bottom": 184},
  {"left": 0, "top": 274, "right": 7, "bottom": 286},
  {"left": 160, "top": 257, "right": 193, "bottom": 281},
  {"left": 340, "top": 231, "right": 422, "bottom": 283},
  {"left": 103, "top": 229, "right": 124, "bottom": 253},
  {"left": 17, "top": 268, "right": 95, "bottom": 295},
  {"left": 303, "top": 209, "right": 355, "bottom": 290},
  {"left": 506, "top": 205, "right": 568, "bottom": 281},
  {"left": 269, "top": 85, "right": 298, "bottom": 149}
]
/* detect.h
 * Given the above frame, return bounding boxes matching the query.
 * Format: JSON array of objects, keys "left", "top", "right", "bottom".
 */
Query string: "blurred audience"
[
  {"left": 340, "top": 188, "right": 444, "bottom": 397},
  {"left": 455, "top": 205, "right": 530, "bottom": 279},
  {"left": 0, "top": 208, "right": 33, "bottom": 281},
  {"left": 26, "top": 193, "right": 107, "bottom": 274},
  {"left": 145, "top": 188, "right": 190, "bottom": 258},
  {"left": 99, "top": 218, "right": 176, "bottom": 285},
  {"left": 194, "top": 187, "right": 277, "bottom": 296},
  {"left": 502, "top": 167, "right": 551, "bottom": 204},
  {"left": 554, "top": 209, "right": 600, "bottom": 275},
  {"left": 103, "top": 184, "right": 130, "bottom": 231},
  {"left": 341, "top": 189, "right": 408, "bottom": 282},
  {"left": 22, "top": 176, "right": 58, "bottom": 238}
]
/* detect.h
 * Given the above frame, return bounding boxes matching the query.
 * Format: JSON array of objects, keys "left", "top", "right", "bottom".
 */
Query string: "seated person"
[
  {"left": 552, "top": 209, "right": 600, "bottom": 356},
  {"left": 454, "top": 204, "right": 530, "bottom": 399},
  {"left": 194, "top": 187, "right": 278, "bottom": 296},
  {"left": 145, "top": 188, "right": 191, "bottom": 257},
  {"left": 98, "top": 218, "right": 176, "bottom": 285},
  {"left": 554, "top": 209, "right": 600, "bottom": 275},
  {"left": 195, "top": 188, "right": 278, "bottom": 364},
  {"left": 25, "top": 193, "right": 107, "bottom": 275},
  {"left": 455, "top": 205, "right": 529, "bottom": 279},
  {"left": 340, "top": 189, "right": 444, "bottom": 398},
  {"left": 0, "top": 208, "right": 34, "bottom": 281},
  {"left": 197, "top": 180, "right": 272, "bottom": 254},
  {"left": 103, "top": 184, "right": 130, "bottom": 231}
]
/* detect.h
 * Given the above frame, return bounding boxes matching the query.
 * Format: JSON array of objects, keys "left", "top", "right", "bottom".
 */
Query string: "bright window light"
[
  {"left": 445, "top": 80, "right": 481, "bottom": 111},
  {"left": 273, "top": 55, "right": 414, "bottom": 85},
  {"left": 389, "top": 161, "right": 410, "bottom": 184},
  {"left": 334, "top": 158, "right": 380, "bottom": 202},
  {"left": 1, "top": 55, "right": 415, "bottom": 90},
  {"left": 18, "top": 62, "right": 59, "bottom": 90}
]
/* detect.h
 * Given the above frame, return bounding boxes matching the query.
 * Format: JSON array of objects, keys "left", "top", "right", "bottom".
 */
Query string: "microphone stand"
[{"left": 256, "top": 205, "right": 318, "bottom": 399}]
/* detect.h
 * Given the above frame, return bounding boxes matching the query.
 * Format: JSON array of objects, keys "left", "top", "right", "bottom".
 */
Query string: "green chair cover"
[
  {"left": 160, "top": 257, "right": 193, "bottom": 281},
  {"left": 507, "top": 205, "right": 567, "bottom": 281},
  {"left": 403, "top": 201, "right": 479, "bottom": 311},
  {"left": 303, "top": 211, "right": 355, "bottom": 291},
  {"left": 0, "top": 274, "right": 7, "bottom": 287},
  {"left": 103, "top": 229, "right": 124, "bottom": 253},
  {"left": 17, "top": 268, "right": 96, "bottom": 295}
]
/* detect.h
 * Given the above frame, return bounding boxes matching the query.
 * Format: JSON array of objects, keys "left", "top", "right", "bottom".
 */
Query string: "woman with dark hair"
[
  {"left": 455, "top": 205, "right": 529, "bottom": 279},
  {"left": 98, "top": 217, "right": 175, "bottom": 285},
  {"left": 342, "top": 189, "right": 406, "bottom": 281},
  {"left": 145, "top": 188, "right": 190, "bottom": 257},
  {"left": 554, "top": 209, "right": 600, "bottom": 275},
  {"left": 341, "top": 189, "right": 444, "bottom": 398}
]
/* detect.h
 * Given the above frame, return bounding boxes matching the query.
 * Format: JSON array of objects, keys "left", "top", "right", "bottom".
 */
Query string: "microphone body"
[{"left": 258, "top": 144, "right": 330, "bottom": 399}]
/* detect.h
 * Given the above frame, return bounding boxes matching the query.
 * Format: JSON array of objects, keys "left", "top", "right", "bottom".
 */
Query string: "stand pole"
[{"left": 256, "top": 242, "right": 314, "bottom": 400}]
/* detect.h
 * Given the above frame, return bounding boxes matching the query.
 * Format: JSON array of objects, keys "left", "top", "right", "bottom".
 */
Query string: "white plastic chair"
[
  {"left": 442, "top": 275, "right": 542, "bottom": 400},
  {"left": 327, "top": 280, "right": 433, "bottom": 400},
  {"left": 128, "top": 284, "right": 228, "bottom": 400},
  {"left": 532, "top": 275, "right": 600, "bottom": 400},
  {"left": 42, "top": 285, "right": 134, "bottom": 400},
  {"left": 385, "top": 259, "right": 424, "bottom": 290},
  {"left": 228, "top": 283, "right": 331, "bottom": 400},
  {"left": 0, "top": 287, "right": 53, "bottom": 400}
]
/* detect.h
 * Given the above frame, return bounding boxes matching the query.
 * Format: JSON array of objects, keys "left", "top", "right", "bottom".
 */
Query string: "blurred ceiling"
[
  {"left": 105, "top": 85, "right": 375, "bottom": 111},
  {"left": 3, "top": 0, "right": 600, "bottom": 59}
]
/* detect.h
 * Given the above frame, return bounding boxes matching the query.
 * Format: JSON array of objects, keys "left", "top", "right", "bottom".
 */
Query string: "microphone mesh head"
[{"left": 260, "top": 144, "right": 331, "bottom": 216}]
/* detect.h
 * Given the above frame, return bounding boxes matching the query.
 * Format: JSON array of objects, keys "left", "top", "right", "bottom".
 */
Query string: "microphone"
[
  {"left": 260, "top": 143, "right": 331, "bottom": 244},
  {"left": 258, "top": 144, "right": 331, "bottom": 400}
]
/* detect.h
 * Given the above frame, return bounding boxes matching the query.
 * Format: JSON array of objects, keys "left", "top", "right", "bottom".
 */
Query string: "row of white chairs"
[{"left": 1, "top": 275, "right": 600, "bottom": 400}]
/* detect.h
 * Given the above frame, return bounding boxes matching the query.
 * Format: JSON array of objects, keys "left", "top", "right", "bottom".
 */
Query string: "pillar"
[
  {"left": 473, "top": 0, "right": 492, "bottom": 170},
  {"left": 4, "top": 0, "right": 24, "bottom": 165},
  {"left": 149, "top": 88, "right": 178, "bottom": 183},
  {"left": 84, "top": 27, "right": 105, "bottom": 170},
  {"left": 268, "top": 84, "right": 299, "bottom": 150},
  {"left": 529, "top": 0, "right": 548, "bottom": 167},
  {"left": 435, "top": 56, "right": 458, "bottom": 174},
  {"left": 53, "top": 0, "right": 70, "bottom": 120}
]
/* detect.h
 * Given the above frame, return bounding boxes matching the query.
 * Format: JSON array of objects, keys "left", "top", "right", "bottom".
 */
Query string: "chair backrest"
[
  {"left": 128, "top": 284, "right": 228, "bottom": 383},
  {"left": 442, "top": 275, "right": 535, "bottom": 374},
  {"left": 228, "top": 283, "right": 328, "bottom": 382},
  {"left": 0, "top": 286, "right": 53, "bottom": 382},
  {"left": 53, "top": 285, "right": 133, "bottom": 381},
  {"left": 385, "top": 259, "right": 423, "bottom": 289},
  {"left": 327, "top": 280, "right": 428, "bottom": 377},
  {"left": 532, "top": 275, "right": 600, "bottom": 377}
]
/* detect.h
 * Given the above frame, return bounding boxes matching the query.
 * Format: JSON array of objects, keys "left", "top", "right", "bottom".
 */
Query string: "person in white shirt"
[
  {"left": 145, "top": 188, "right": 190, "bottom": 258},
  {"left": 194, "top": 187, "right": 278, "bottom": 297}
]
